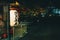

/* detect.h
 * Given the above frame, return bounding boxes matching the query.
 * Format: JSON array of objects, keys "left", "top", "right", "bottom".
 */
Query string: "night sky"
[
  {"left": 8, "top": 0, "right": 60, "bottom": 8},
  {"left": 0, "top": 0, "right": 59, "bottom": 8}
]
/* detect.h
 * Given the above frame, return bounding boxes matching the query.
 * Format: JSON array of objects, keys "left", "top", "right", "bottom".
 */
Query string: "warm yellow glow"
[
  {"left": 10, "top": 10, "right": 18, "bottom": 26},
  {"left": 15, "top": 1, "right": 19, "bottom": 6},
  {"left": 10, "top": 1, "right": 19, "bottom": 6}
]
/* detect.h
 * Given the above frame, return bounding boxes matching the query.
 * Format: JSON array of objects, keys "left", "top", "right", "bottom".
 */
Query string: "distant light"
[
  {"left": 41, "top": 13, "right": 45, "bottom": 17},
  {"left": 10, "top": 1, "right": 19, "bottom": 6},
  {"left": 59, "top": 11, "right": 60, "bottom": 14},
  {"left": 52, "top": 8, "right": 60, "bottom": 14},
  {"left": 15, "top": 1, "right": 19, "bottom": 6},
  {"left": 33, "top": 14, "right": 36, "bottom": 16},
  {"left": 49, "top": 14, "right": 52, "bottom": 16}
]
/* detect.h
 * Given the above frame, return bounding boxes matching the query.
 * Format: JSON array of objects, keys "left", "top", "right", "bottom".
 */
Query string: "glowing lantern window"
[{"left": 10, "top": 10, "right": 18, "bottom": 26}]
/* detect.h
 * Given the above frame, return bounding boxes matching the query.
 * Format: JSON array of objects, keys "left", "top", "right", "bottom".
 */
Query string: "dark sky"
[
  {"left": 17, "top": 0, "right": 60, "bottom": 8},
  {"left": 1, "top": 0, "right": 60, "bottom": 8}
]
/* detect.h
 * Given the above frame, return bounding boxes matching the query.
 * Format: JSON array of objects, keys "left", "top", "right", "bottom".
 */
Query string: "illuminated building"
[{"left": 40, "top": 8, "right": 46, "bottom": 17}]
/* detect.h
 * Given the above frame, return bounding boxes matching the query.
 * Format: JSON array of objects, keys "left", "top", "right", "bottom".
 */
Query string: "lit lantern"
[
  {"left": 10, "top": 8, "right": 19, "bottom": 27},
  {"left": 10, "top": 1, "right": 20, "bottom": 27}
]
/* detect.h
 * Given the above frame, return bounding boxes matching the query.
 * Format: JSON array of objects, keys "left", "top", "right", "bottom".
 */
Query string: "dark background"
[
  {"left": 8, "top": 0, "right": 60, "bottom": 8},
  {"left": 0, "top": 0, "right": 60, "bottom": 40},
  {"left": 8, "top": 0, "right": 60, "bottom": 40}
]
